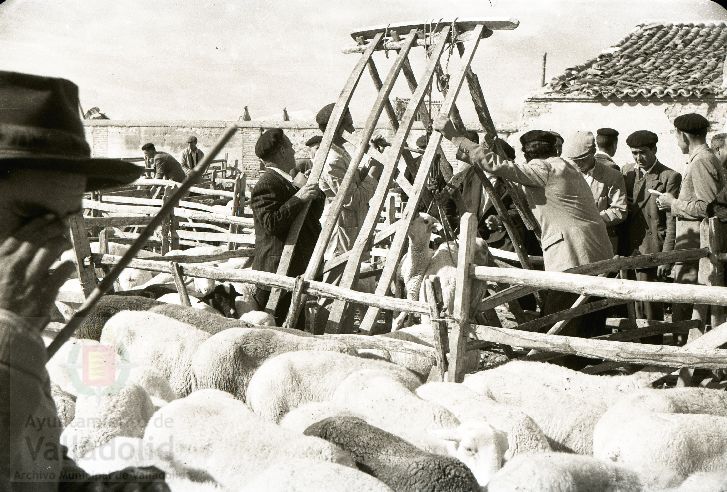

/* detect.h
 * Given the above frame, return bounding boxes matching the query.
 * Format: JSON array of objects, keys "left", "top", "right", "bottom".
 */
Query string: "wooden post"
[
  {"left": 98, "top": 228, "right": 121, "bottom": 292},
  {"left": 424, "top": 276, "right": 448, "bottom": 381},
  {"left": 449, "top": 212, "right": 478, "bottom": 382},
  {"left": 285, "top": 276, "right": 308, "bottom": 332},
  {"left": 170, "top": 262, "right": 192, "bottom": 307},
  {"left": 229, "top": 174, "right": 245, "bottom": 250},
  {"left": 67, "top": 213, "right": 98, "bottom": 297},
  {"left": 619, "top": 268, "right": 637, "bottom": 320}
]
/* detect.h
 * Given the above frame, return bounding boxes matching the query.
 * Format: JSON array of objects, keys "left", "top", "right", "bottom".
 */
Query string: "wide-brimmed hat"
[{"left": 0, "top": 70, "right": 143, "bottom": 190}]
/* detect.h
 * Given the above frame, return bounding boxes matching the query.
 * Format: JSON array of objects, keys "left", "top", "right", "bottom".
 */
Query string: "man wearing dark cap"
[
  {"left": 249, "top": 128, "right": 325, "bottom": 327},
  {"left": 180, "top": 135, "right": 204, "bottom": 175},
  {"left": 546, "top": 131, "right": 563, "bottom": 156},
  {"left": 562, "top": 131, "right": 627, "bottom": 253},
  {"left": 437, "top": 119, "right": 613, "bottom": 338},
  {"left": 595, "top": 128, "right": 620, "bottom": 170},
  {"left": 141, "top": 142, "right": 186, "bottom": 182},
  {"left": 621, "top": 130, "right": 681, "bottom": 330},
  {"left": 0, "top": 71, "right": 167, "bottom": 489},
  {"left": 710, "top": 133, "right": 727, "bottom": 172},
  {"left": 657, "top": 113, "right": 726, "bottom": 321}
]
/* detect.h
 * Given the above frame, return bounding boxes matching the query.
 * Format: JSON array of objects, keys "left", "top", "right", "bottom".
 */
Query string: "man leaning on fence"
[
  {"left": 0, "top": 70, "right": 168, "bottom": 490},
  {"left": 180, "top": 135, "right": 204, "bottom": 175},
  {"left": 249, "top": 128, "right": 325, "bottom": 328}
]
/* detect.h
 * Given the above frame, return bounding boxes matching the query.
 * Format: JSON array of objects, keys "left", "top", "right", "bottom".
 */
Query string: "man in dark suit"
[
  {"left": 620, "top": 130, "right": 681, "bottom": 327},
  {"left": 250, "top": 128, "right": 325, "bottom": 328}
]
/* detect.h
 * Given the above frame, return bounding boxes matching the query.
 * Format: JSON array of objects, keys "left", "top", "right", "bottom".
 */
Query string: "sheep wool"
[
  {"left": 239, "top": 310, "right": 276, "bottom": 326},
  {"left": 242, "top": 459, "right": 393, "bottom": 492},
  {"left": 190, "top": 327, "right": 352, "bottom": 401},
  {"left": 51, "top": 382, "right": 76, "bottom": 429},
  {"left": 246, "top": 351, "right": 421, "bottom": 422},
  {"left": 61, "top": 383, "right": 155, "bottom": 460},
  {"left": 486, "top": 452, "right": 642, "bottom": 492},
  {"left": 305, "top": 416, "right": 480, "bottom": 492},
  {"left": 156, "top": 293, "right": 221, "bottom": 314},
  {"left": 101, "top": 311, "right": 211, "bottom": 398},
  {"left": 149, "top": 303, "right": 247, "bottom": 335},
  {"left": 144, "top": 389, "right": 354, "bottom": 489},
  {"left": 279, "top": 402, "right": 365, "bottom": 434},
  {"left": 74, "top": 295, "right": 162, "bottom": 341}
]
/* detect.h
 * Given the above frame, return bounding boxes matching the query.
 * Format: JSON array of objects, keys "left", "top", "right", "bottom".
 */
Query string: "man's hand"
[
  {"left": 657, "top": 264, "right": 672, "bottom": 280},
  {"left": 485, "top": 215, "right": 503, "bottom": 232},
  {"left": 370, "top": 133, "right": 390, "bottom": 153},
  {"left": 657, "top": 193, "right": 676, "bottom": 211},
  {"left": 294, "top": 182, "right": 321, "bottom": 202},
  {"left": 0, "top": 214, "right": 75, "bottom": 331},
  {"left": 292, "top": 172, "right": 308, "bottom": 188},
  {"left": 434, "top": 115, "right": 458, "bottom": 140}
]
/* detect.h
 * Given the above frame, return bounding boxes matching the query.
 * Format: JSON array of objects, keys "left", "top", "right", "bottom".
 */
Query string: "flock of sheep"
[{"left": 46, "top": 233, "right": 727, "bottom": 491}]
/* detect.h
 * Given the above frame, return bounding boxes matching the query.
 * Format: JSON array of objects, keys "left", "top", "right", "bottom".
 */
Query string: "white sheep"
[
  {"left": 604, "top": 386, "right": 727, "bottom": 417},
  {"left": 279, "top": 402, "right": 365, "bottom": 434},
  {"left": 330, "top": 369, "right": 458, "bottom": 453},
  {"left": 47, "top": 338, "right": 113, "bottom": 397},
  {"left": 61, "top": 383, "right": 155, "bottom": 459},
  {"left": 155, "top": 292, "right": 220, "bottom": 314},
  {"left": 246, "top": 351, "right": 421, "bottom": 422},
  {"left": 242, "top": 459, "right": 394, "bottom": 492},
  {"left": 143, "top": 389, "right": 354, "bottom": 489},
  {"left": 239, "top": 310, "right": 276, "bottom": 326},
  {"left": 127, "top": 366, "right": 177, "bottom": 409},
  {"left": 463, "top": 361, "right": 651, "bottom": 454},
  {"left": 594, "top": 401, "right": 727, "bottom": 484},
  {"left": 89, "top": 241, "right": 158, "bottom": 290},
  {"left": 486, "top": 452, "right": 643, "bottom": 492},
  {"left": 665, "top": 470, "right": 727, "bottom": 492},
  {"left": 393, "top": 212, "right": 490, "bottom": 330},
  {"left": 100, "top": 311, "right": 211, "bottom": 398},
  {"left": 190, "top": 327, "right": 352, "bottom": 400},
  {"left": 416, "top": 382, "right": 551, "bottom": 459}
]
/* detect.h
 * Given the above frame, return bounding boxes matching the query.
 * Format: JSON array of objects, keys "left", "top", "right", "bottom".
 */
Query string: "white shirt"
[{"left": 268, "top": 166, "right": 295, "bottom": 185}]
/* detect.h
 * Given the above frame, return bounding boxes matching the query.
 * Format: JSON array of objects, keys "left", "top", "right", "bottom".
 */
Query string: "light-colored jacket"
[
  {"left": 582, "top": 156, "right": 628, "bottom": 251},
  {"left": 0, "top": 310, "right": 85, "bottom": 490},
  {"left": 319, "top": 143, "right": 377, "bottom": 260},
  {"left": 672, "top": 144, "right": 726, "bottom": 251},
  {"left": 454, "top": 138, "right": 613, "bottom": 272},
  {"left": 180, "top": 147, "right": 205, "bottom": 174}
]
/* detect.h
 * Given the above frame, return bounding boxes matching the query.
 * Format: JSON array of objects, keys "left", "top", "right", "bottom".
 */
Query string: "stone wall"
[
  {"left": 84, "top": 119, "right": 518, "bottom": 179},
  {"left": 520, "top": 98, "right": 727, "bottom": 173}
]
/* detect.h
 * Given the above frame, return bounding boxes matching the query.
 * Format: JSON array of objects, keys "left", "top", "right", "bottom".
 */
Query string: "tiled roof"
[{"left": 544, "top": 22, "right": 727, "bottom": 100}]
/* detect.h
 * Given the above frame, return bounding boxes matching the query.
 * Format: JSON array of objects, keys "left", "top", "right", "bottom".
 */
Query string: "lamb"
[
  {"left": 61, "top": 383, "right": 155, "bottom": 459},
  {"left": 245, "top": 351, "right": 421, "bottom": 422},
  {"left": 190, "top": 327, "right": 352, "bottom": 400},
  {"left": 463, "top": 361, "right": 651, "bottom": 454},
  {"left": 100, "top": 311, "right": 211, "bottom": 397},
  {"left": 486, "top": 452, "right": 643, "bottom": 492},
  {"left": 305, "top": 416, "right": 480, "bottom": 492},
  {"left": 415, "top": 382, "right": 551, "bottom": 459},
  {"left": 242, "top": 460, "right": 393, "bottom": 492},
  {"left": 393, "top": 212, "right": 490, "bottom": 330},
  {"left": 143, "top": 389, "right": 355, "bottom": 489},
  {"left": 74, "top": 295, "right": 162, "bottom": 341},
  {"left": 330, "top": 369, "right": 458, "bottom": 452},
  {"left": 594, "top": 400, "right": 727, "bottom": 484}
]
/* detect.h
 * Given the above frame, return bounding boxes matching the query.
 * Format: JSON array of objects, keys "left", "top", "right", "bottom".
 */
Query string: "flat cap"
[
  {"left": 305, "top": 135, "right": 322, "bottom": 147},
  {"left": 520, "top": 130, "right": 557, "bottom": 146},
  {"left": 674, "top": 113, "right": 710, "bottom": 134},
  {"left": 415, "top": 134, "right": 428, "bottom": 148},
  {"left": 187, "top": 135, "right": 197, "bottom": 143},
  {"left": 255, "top": 128, "right": 285, "bottom": 160},
  {"left": 546, "top": 130, "right": 563, "bottom": 143},
  {"left": 626, "top": 130, "right": 658, "bottom": 148},
  {"left": 562, "top": 131, "right": 596, "bottom": 159},
  {"left": 597, "top": 128, "right": 619, "bottom": 137}
]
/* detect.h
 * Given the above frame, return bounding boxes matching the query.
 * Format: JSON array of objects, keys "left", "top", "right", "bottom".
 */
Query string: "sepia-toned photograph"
[{"left": 2, "top": 0, "right": 727, "bottom": 490}]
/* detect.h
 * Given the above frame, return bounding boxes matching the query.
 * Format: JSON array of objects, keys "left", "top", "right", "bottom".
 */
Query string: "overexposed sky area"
[{"left": 1, "top": 0, "right": 725, "bottom": 126}]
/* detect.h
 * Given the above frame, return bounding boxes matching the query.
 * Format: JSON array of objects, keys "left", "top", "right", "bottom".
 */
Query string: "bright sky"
[{"left": 1, "top": 0, "right": 724, "bottom": 126}]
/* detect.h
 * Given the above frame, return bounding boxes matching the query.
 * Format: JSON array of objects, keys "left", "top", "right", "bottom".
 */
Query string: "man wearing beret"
[
  {"left": 141, "top": 142, "right": 186, "bottom": 183},
  {"left": 547, "top": 131, "right": 563, "bottom": 156},
  {"left": 436, "top": 117, "right": 613, "bottom": 338},
  {"left": 595, "top": 128, "right": 620, "bottom": 170},
  {"left": 180, "top": 135, "right": 204, "bottom": 176},
  {"left": 657, "top": 113, "right": 727, "bottom": 321},
  {"left": 250, "top": 128, "right": 325, "bottom": 327},
  {"left": 563, "top": 131, "right": 627, "bottom": 253},
  {"left": 0, "top": 71, "right": 167, "bottom": 489},
  {"left": 621, "top": 130, "right": 681, "bottom": 331}
]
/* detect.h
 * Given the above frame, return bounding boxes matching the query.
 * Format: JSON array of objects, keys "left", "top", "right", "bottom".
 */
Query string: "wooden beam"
[
  {"left": 425, "top": 277, "right": 448, "bottom": 381},
  {"left": 170, "top": 262, "right": 192, "bottom": 307},
  {"left": 67, "top": 213, "right": 97, "bottom": 297}
]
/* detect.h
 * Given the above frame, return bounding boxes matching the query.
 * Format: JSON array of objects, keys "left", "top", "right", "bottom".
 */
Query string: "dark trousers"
[
  {"left": 253, "top": 287, "right": 306, "bottom": 330},
  {"left": 624, "top": 267, "right": 664, "bottom": 344}
]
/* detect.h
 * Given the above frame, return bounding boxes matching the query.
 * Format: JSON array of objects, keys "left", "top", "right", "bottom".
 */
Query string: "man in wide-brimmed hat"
[{"left": 0, "top": 71, "right": 167, "bottom": 489}]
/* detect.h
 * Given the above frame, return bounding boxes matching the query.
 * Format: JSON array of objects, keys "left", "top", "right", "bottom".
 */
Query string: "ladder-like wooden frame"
[{"left": 267, "top": 19, "right": 539, "bottom": 333}]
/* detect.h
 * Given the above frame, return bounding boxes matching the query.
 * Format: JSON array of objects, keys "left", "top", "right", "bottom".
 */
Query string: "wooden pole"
[
  {"left": 67, "top": 213, "right": 98, "bottom": 297},
  {"left": 48, "top": 125, "right": 239, "bottom": 359},
  {"left": 449, "top": 213, "right": 478, "bottom": 382},
  {"left": 170, "top": 262, "right": 192, "bottom": 307},
  {"left": 424, "top": 277, "right": 448, "bottom": 381},
  {"left": 228, "top": 174, "right": 245, "bottom": 250}
]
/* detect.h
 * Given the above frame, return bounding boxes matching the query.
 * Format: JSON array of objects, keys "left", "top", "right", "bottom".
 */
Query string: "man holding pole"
[{"left": 0, "top": 71, "right": 167, "bottom": 489}]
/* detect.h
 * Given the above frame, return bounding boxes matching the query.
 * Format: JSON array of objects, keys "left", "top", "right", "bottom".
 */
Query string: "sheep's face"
[{"left": 408, "top": 212, "right": 440, "bottom": 242}]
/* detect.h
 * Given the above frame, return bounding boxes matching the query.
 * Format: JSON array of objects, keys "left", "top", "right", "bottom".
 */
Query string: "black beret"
[
  {"left": 546, "top": 130, "right": 563, "bottom": 143},
  {"left": 255, "top": 128, "right": 285, "bottom": 160},
  {"left": 674, "top": 113, "right": 710, "bottom": 134},
  {"left": 626, "top": 130, "right": 658, "bottom": 148},
  {"left": 520, "top": 130, "right": 557, "bottom": 146},
  {"left": 597, "top": 128, "right": 619, "bottom": 137},
  {"left": 305, "top": 135, "right": 322, "bottom": 147},
  {"left": 415, "top": 134, "right": 428, "bottom": 148}
]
